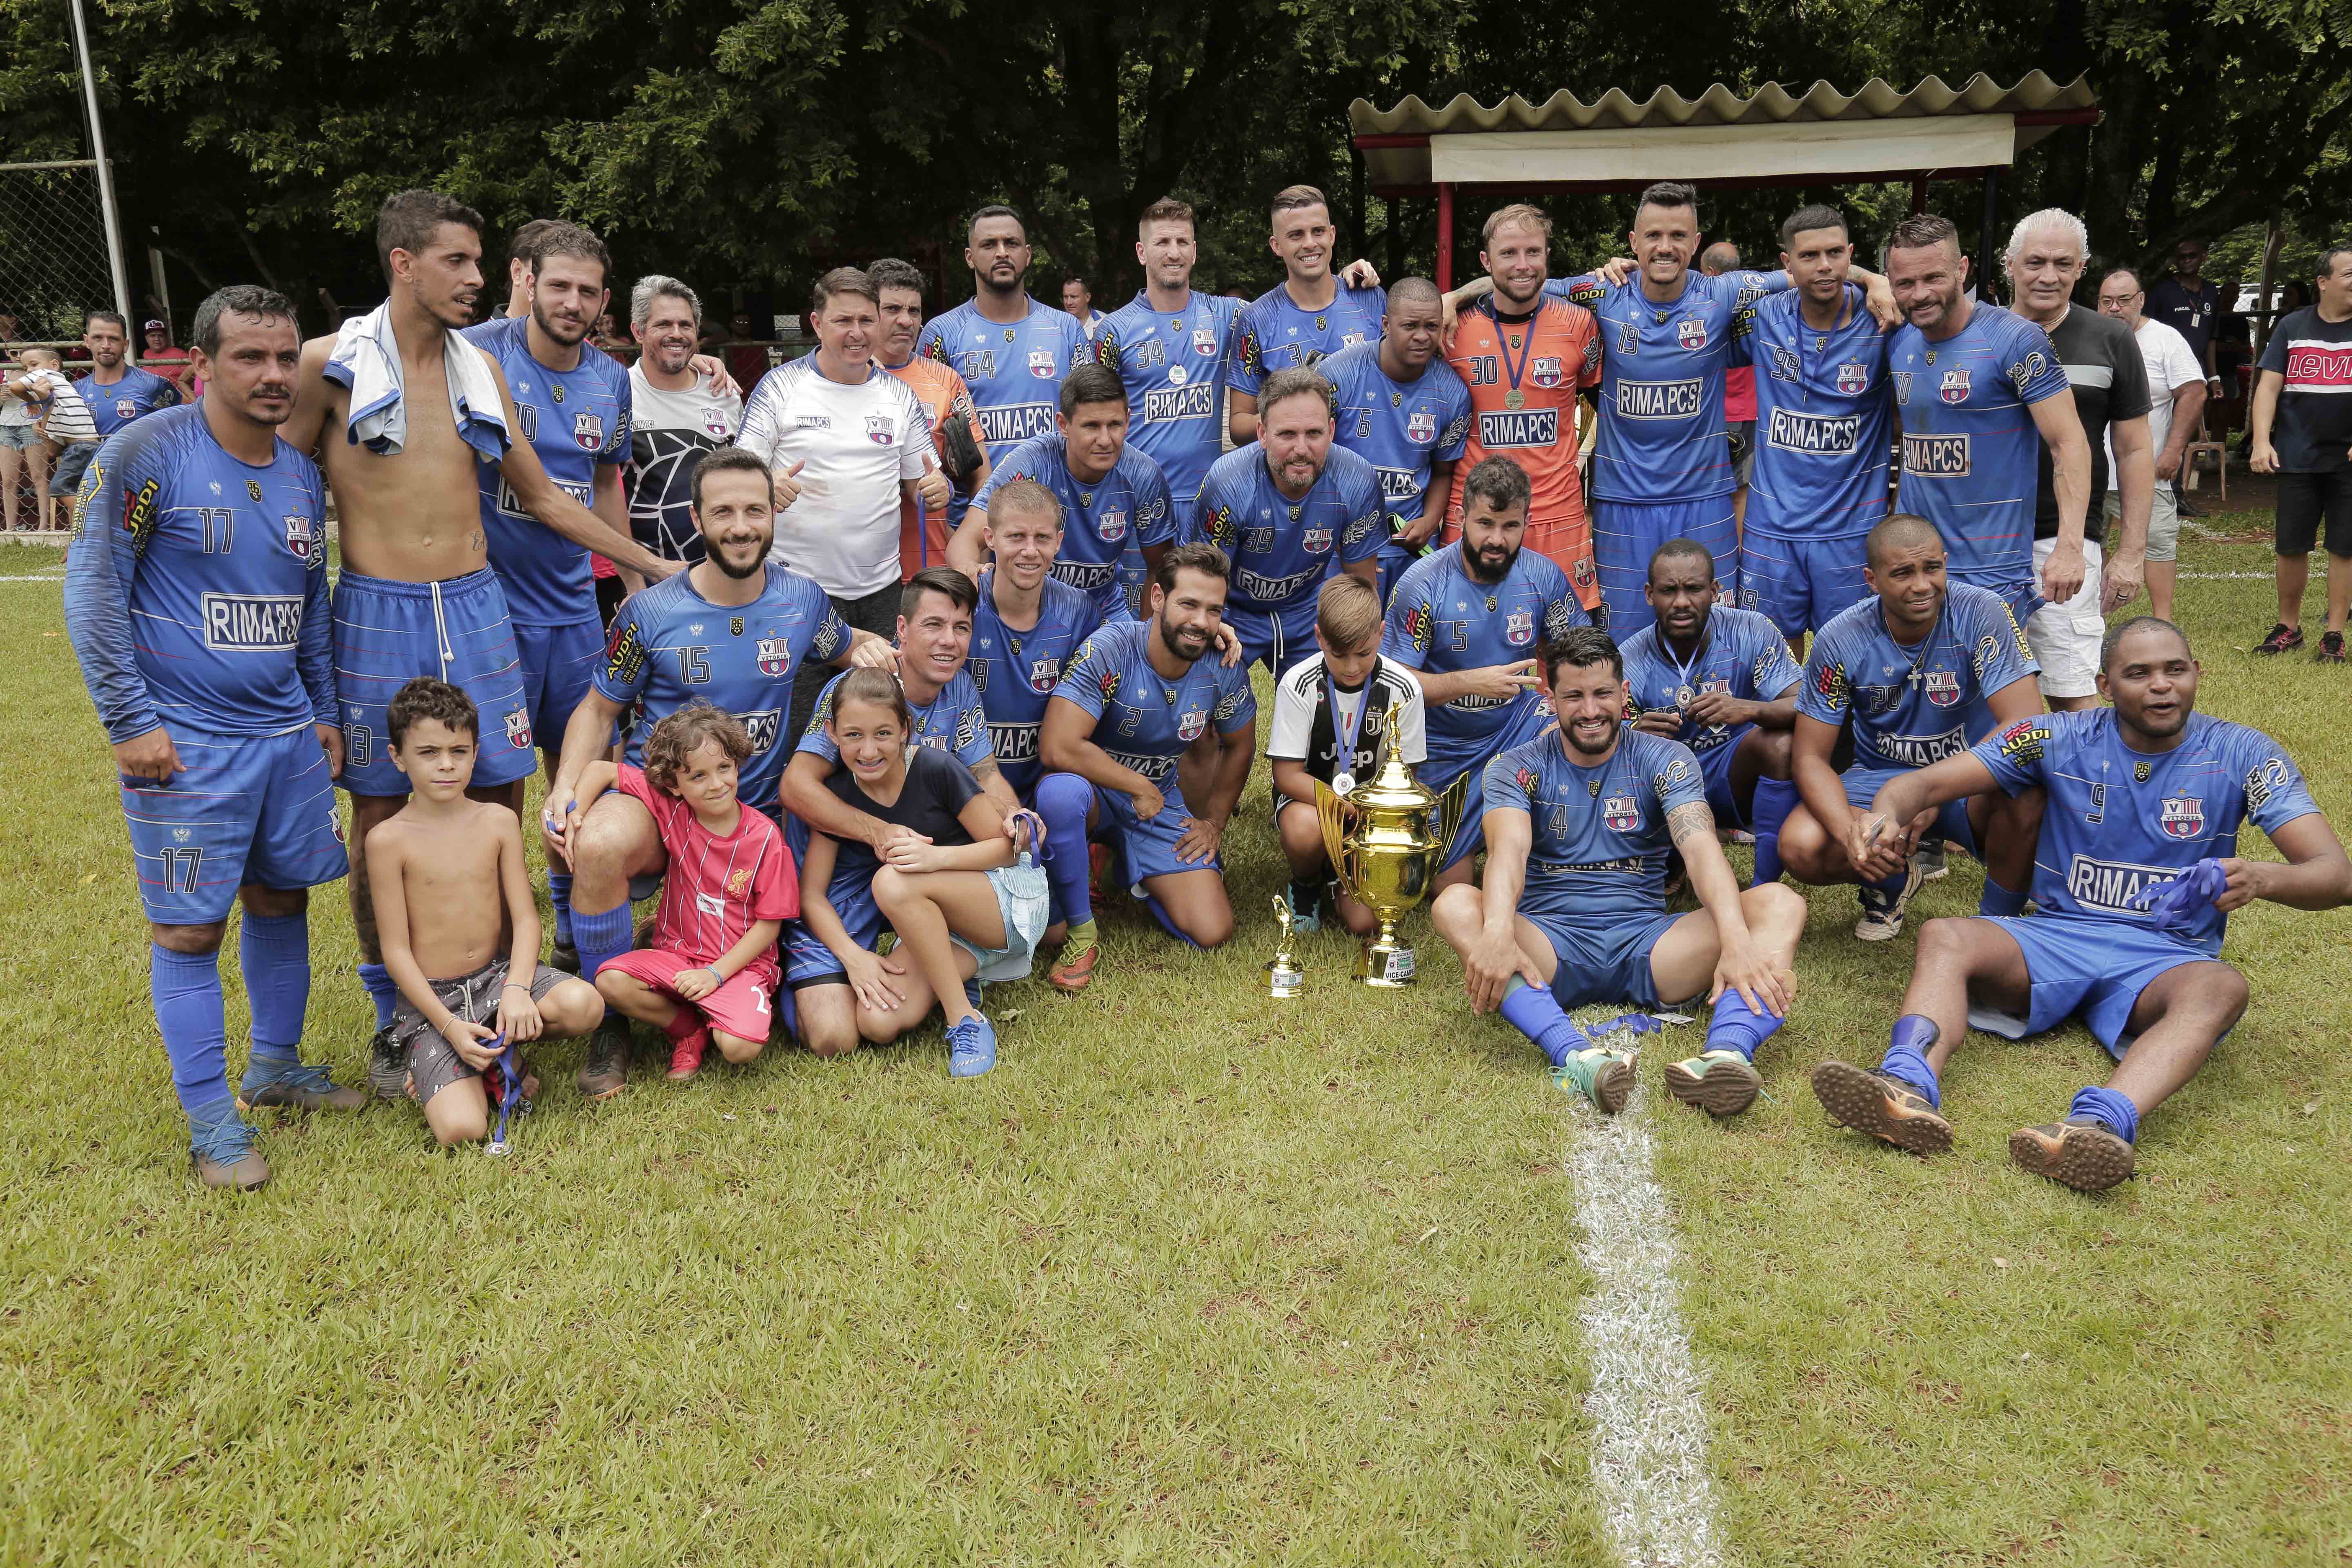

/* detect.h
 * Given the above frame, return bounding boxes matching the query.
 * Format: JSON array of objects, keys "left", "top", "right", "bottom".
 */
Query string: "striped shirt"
[
  {"left": 7, "top": 369, "right": 97, "bottom": 440},
  {"left": 619, "top": 764, "right": 797, "bottom": 977}
]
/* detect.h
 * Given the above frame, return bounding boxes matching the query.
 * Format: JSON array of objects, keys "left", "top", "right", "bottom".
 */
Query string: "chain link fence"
[{"left": 0, "top": 160, "right": 116, "bottom": 345}]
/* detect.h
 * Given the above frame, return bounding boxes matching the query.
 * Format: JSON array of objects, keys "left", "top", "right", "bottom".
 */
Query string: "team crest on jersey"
[
  {"left": 1029, "top": 350, "right": 1056, "bottom": 379},
  {"left": 1923, "top": 669, "right": 1960, "bottom": 707},
  {"left": 1097, "top": 507, "right": 1129, "bottom": 543},
  {"left": 1528, "top": 356, "right": 1566, "bottom": 390},
  {"left": 572, "top": 412, "right": 604, "bottom": 450},
  {"left": 1603, "top": 795, "right": 1640, "bottom": 831},
  {"left": 1505, "top": 608, "right": 1535, "bottom": 646},
  {"left": 1302, "top": 527, "right": 1333, "bottom": 555},
  {"left": 284, "top": 514, "right": 315, "bottom": 559},
  {"left": 726, "top": 867, "right": 753, "bottom": 899},
  {"left": 244, "top": 479, "right": 263, "bottom": 502},
  {"left": 2160, "top": 796, "right": 2206, "bottom": 839},
  {"left": 1837, "top": 361, "right": 1869, "bottom": 395},
  {"left": 503, "top": 710, "right": 532, "bottom": 750},
  {"left": 1192, "top": 326, "right": 1217, "bottom": 356},
  {"left": 1029, "top": 656, "right": 1060, "bottom": 693},
  {"left": 1177, "top": 707, "right": 1208, "bottom": 741},
  {"left": 1573, "top": 557, "right": 1595, "bottom": 588},
  {"left": 864, "top": 414, "right": 897, "bottom": 446},
  {"left": 1677, "top": 317, "right": 1707, "bottom": 351},
  {"left": 730, "top": 616, "right": 744, "bottom": 636},
  {"left": 1939, "top": 369, "right": 1971, "bottom": 405},
  {"left": 756, "top": 638, "right": 787, "bottom": 676},
  {"left": 702, "top": 407, "right": 731, "bottom": 437},
  {"left": 115, "top": 397, "right": 136, "bottom": 421},
  {"left": 1407, "top": 409, "right": 1438, "bottom": 443}
]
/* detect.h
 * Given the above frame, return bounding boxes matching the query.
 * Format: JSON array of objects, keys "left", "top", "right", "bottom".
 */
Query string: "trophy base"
[
  {"left": 1354, "top": 939, "right": 1417, "bottom": 987},
  {"left": 1266, "top": 960, "right": 1304, "bottom": 999}
]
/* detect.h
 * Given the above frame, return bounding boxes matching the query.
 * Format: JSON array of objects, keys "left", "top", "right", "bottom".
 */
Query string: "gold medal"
[{"left": 1504, "top": 390, "right": 1525, "bottom": 409}]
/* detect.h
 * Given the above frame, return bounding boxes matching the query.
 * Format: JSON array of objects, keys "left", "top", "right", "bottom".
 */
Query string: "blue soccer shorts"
[
  {"left": 1692, "top": 731, "right": 1750, "bottom": 828},
  {"left": 1071, "top": 773, "right": 1222, "bottom": 888},
  {"left": 332, "top": 567, "right": 535, "bottom": 795},
  {"left": 120, "top": 725, "right": 349, "bottom": 923},
  {"left": 1965, "top": 912, "right": 2221, "bottom": 1056},
  {"left": 513, "top": 617, "right": 604, "bottom": 758},
  {"left": 1738, "top": 530, "right": 1872, "bottom": 639},
  {"left": 1527, "top": 907, "right": 1688, "bottom": 1011},
  {"left": 1227, "top": 599, "right": 1321, "bottom": 681},
  {"left": 1593, "top": 497, "right": 1738, "bottom": 639},
  {"left": 1428, "top": 697, "right": 1555, "bottom": 871},
  {"left": 1841, "top": 764, "right": 1978, "bottom": 857}
]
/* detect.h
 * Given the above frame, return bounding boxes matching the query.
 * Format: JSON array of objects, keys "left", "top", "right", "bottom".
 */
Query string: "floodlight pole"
[{"left": 65, "top": 0, "right": 134, "bottom": 329}]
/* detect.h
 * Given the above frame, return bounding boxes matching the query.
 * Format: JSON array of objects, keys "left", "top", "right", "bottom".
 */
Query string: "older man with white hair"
[{"left": 2006, "top": 207, "right": 2153, "bottom": 710}]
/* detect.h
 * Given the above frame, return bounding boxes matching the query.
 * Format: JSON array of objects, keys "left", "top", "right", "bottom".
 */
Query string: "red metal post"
[{"left": 1437, "top": 181, "right": 1454, "bottom": 292}]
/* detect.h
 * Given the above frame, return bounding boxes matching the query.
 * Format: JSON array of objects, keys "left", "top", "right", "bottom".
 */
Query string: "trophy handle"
[
  {"left": 1428, "top": 769, "right": 1472, "bottom": 865},
  {"left": 1313, "top": 779, "right": 1355, "bottom": 898}
]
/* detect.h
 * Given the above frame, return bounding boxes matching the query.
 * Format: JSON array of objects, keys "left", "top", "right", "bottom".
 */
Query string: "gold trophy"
[
  {"left": 1313, "top": 706, "right": 1470, "bottom": 987},
  {"left": 1265, "top": 893, "right": 1305, "bottom": 998}
]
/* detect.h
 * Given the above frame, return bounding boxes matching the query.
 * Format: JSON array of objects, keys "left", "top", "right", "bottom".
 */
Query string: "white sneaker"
[{"left": 1855, "top": 860, "right": 1927, "bottom": 941}]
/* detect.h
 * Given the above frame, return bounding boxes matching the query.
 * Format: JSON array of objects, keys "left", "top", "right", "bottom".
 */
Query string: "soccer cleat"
[
  {"left": 947, "top": 1014, "right": 998, "bottom": 1078},
  {"left": 1555, "top": 1046, "right": 1636, "bottom": 1115},
  {"left": 666, "top": 1026, "right": 708, "bottom": 1081},
  {"left": 2008, "top": 1116, "right": 2136, "bottom": 1192},
  {"left": 1913, "top": 841, "right": 1948, "bottom": 882},
  {"left": 1048, "top": 941, "right": 1100, "bottom": 993},
  {"left": 1664, "top": 1049, "right": 1763, "bottom": 1117},
  {"left": 1809, "top": 1060, "right": 1952, "bottom": 1155},
  {"left": 236, "top": 1057, "right": 367, "bottom": 1114},
  {"left": 2254, "top": 622, "right": 2303, "bottom": 656},
  {"left": 1854, "top": 860, "right": 1927, "bottom": 942},
  {"left": 577, "top": 1016, "right": 631, "bottom": 1099},
  {"left": 366, "top": 1024, "right": 408, "bottom": 1102},
  {"left": 1286, "top": 879, "right": 1323, "bottom": 933},
  {"left": 2318, "top": 630, "right": 2347, "bottom": 664},
  {"left": 548, "top": 942, "right": 581, "bottom": 975},
  {"left": 189, "top": 1112, "right": 269, "bottom": 1191}
]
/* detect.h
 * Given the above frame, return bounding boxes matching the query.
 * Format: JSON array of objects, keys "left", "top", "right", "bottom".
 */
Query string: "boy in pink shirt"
[{"left": 573, "top": 704, "right": 797, "bottom": 1078}]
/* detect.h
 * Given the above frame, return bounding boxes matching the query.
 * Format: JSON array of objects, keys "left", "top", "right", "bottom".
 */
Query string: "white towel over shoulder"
[{"left": 321, "top": 302, "right": 509, "bottom": 462}]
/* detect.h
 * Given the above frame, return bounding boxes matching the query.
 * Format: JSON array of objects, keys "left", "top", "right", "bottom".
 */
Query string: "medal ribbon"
[
  {"left": 1490, "top": 300, "right": 1538, "bottom": 402},
  {"left": 1329, "top": 671, "right": 1371, "bottom": 773}
]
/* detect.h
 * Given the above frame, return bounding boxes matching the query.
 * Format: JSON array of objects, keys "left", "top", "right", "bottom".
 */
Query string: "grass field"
[{"left": 3, "top": 526, "right": 2347, "bottom": 1566}]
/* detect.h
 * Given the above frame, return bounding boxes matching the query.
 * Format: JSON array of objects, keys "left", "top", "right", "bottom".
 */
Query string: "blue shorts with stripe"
[
  {"left": 1738, "top": 530, "right": 1871, "bottom": 639},
  {"left": 1528, "top": 908, "right": 1686, "bottom": 1011},
  {"left": 1429, "top": 697, "right": 1555, "bottom": 871},
  {"left": 1692, "top": 733, "right": 1749, "bottom": 827},
  {"left": 332, "top": 567, "right": 535, "bottom": 796},
  {"left": 1842, "top": 764, "right": 1978, "bottom": 856},
  {"left": 512, "top": 617, "right": 603, "bottom": 758},
  {"left": 1965, "top": 913, "right": 2218, "bottom": 1057},
  {"left": 1227, "top": 599, "right": 1321, "bottom": 681},
  {"left": 120, "top": 725, "right": 348, "bottom": 923},
  {"left": 1592, "top": 497, "right": 1738, "bottom": 639}
]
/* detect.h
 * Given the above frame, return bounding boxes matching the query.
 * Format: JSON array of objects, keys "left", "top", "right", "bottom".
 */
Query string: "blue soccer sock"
[
  {"left": 1878, "top": 1013, "right": 1943, "bottom": 1108},
  {"left": 1977, "top": 876, "right": 2028, "bottom": 918},
  {"left": 1499, "top": 976, "right": 1590, "bottom": 1068},
  {"left": 1036, "top": 772, "right": 1096, "bottom": 928},
  {"left": 1748, "top": 776, "right": 1797, "bottom": 886},
  {"left": 356, "top": 961, "right": 397, "bottom": 1032},
  {"left": 549, "top": 871, "right": 575, "bottom": 948},
  {"left": 571, "top": 902, "right": 632, "bottom": 1015},
  {"left": 2069, "top": 1085, "right": 2140, "bottom": 1144},
  {"left": 239, "top": 910, "right": 310, "bottom": 1069},
  {"left": 1866, "top": 863, "right": 1914, "bottom": 898},
  {"left": 152, "top": 944, "right": 234, "bottom": 1120},
  {"left": 1705, "top": 987, "right": 1785, "bottom": 1062}
]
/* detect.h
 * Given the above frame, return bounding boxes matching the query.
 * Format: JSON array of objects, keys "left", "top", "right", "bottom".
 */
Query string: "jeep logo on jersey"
[
  {"left": 1028, "top": 349, "right": 1057, "bottom": 380},
  {"left": 1924, "top": 669, "right": 1960, "bottom": 707},
  {"left": 2160, "top": 796, "right": 2206, "bottom": 839},
  {"left": 1939, "top": 368, "right": 1971, "bottom": 404},
  {"left": 865, "top": 414, "right": 895, "bottom": 446},
  {"left": 200, "top": 592, "right": 303, "bottom": 651},
  {"left": 1677, "top": 317, "right": 1706, "bottom": 350},
  {"left": 1177, "top": 707, "right": 1207, "bottom": 741},
  {"left": 1096, "top": 507, "right": 1129, "bottom": 543},
  {"left": 1530, "top": 356, "right": 1563, "bottom": 390},
  {"left": 1505, "top": 608, "right": 1535, "bottom": 646},
  {"left": 503, "top": 709, "right": 532, "bottom": 749},
  {"left": 1614, "top": 380, "right": 1702, "bottom": 420},
  {"left": 284, "top": 514, "right": 316, "bottom": 559},
  {"left": 755, "top": 638, "right": 787, "bottom": 676},
  {"left": 1837, "top": 361, "right": 1869, "bottom": 394},
  {"left": 1603, "top": 795, "right": 1639, "bottom": 831},
  {"left": 1902, "top": 433, "right": 1971, "bottom": 478},
  {"left": 1405, "top": 409, "right": 1438, "bottom": 443},
  {"left": 572, "top": 412, "right": 604, "bottom": 450},
  {"left": 1143, "top": 382, "right": 1214, "bottom": 423},
  {"left": 737, "top": 709, "right": 782, "bottom": 753}
]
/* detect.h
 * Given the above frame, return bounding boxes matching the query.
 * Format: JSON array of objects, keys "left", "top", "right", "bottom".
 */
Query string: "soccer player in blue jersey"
[
  {"left": 1620, "top": 541, "right": 1803, "bottom": 884},
  {"left": 1317, "top": 278, "right": 1473, "bottom": 602},
  {"left": 1382, "top": 457, "right": 1589, "bottom": 882},
  {"left": 965, "top": 478, "right": 1105, "bottom": 800},
  {"left": 541, "top": 448, "right": 889, "bottom": 1096},
  {"left": 64, "top": 285, "right": 360, "bottom": 1190},
  {"left": 916, "top": 206, "right": 1092, "bottom": 523},
  {"left": 956, "top": 364, "right": 1174, "bottom": 619},
  {"left": 1733, "top": 205, "right": 1897, "bottom": 650},
  {"left": 461, "top": 221, "right": 634, "bottom": 964},
  {"left": 1882, "top": 212, "right": 2096, "bottom": 627},
  {"left": 1226, "top": 185, "right": 1388, "bottom": 445},
  {"left": 1431, "top": 627, "right": 1807, "bottom": 1116},
  {"left": 1811, "top": 617, "right": 2352, "bottom": 1189},
  {"left": 1035, "top": 544, "right": 1258, "bottom": 987},
  {"left": 74, "top": 310, "right": 180, "bottom": 437},
  {"left": 1776, "top": 514, "right": 2049, "bottom": 940},
  {"left": 1098, "top": 198, "right": 1246, "bottom": 514},
  {"left": 1186, "top": 367, "right": 1384, "bottom": 677}
]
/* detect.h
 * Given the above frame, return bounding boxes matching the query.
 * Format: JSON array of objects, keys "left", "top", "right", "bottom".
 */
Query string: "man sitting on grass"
[{"left": 1810, "top": 618, "right": 2352, "bottom": 1191}]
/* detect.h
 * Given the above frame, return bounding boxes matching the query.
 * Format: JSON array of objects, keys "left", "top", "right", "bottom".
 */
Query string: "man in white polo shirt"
[
  {"left": 2097, "top": 266, "right": 2206, "bottom": 622},
  {"left": 739, "top": 266, "right": 951, "bottom": 734}
]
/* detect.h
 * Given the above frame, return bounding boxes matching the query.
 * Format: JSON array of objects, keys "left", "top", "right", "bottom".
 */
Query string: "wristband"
[{"left": 503, "top": 982, "right": 532, "bottom": 993}]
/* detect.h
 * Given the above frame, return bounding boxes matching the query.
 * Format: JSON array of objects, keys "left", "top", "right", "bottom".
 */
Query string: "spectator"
[
  {"left": 1, "top": 351, "right": 57, "bottom": 532},
  {"left": 2250, "top": 243, "right": 2352, "bottom": 661},
  {"left": 139, "top": 319, "right": 195, "bottom": 399},
  {"left": 1062, "top": 277, "right": 1104, "bottom": 339},
  {"left": 0, "top": 308, "right": 22, "bottom": 345},
  {"left": 869, "top": 255, "right": 991, "bottom": 576},
  {"left": 623, "top": 274, "right": 744, "bottom": 584},
  {"left": 2097, "top": 267, "right": 2207, "bottom": 621},
  {"left": 2, "top": 348, "right": 98, "bottom": 530},
  {"left": 72, "top": 311, "right": 178, "bottom": 437},
  {"left": 724, "top": 312, "right": 771, "bottom": 392},
  {"left": 1700, "top": 240, "right": 1757, "bottom": 523}
]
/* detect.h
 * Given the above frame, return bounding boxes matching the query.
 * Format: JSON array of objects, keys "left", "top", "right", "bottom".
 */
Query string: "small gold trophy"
[
  {"left": 1266, "top": 893, "right": 1305, "bottom": 998},
  {"left": 1313, "top": 706, "right": 1470, "bottom": 987}
]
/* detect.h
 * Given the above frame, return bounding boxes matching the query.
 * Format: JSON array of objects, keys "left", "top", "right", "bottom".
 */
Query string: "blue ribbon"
[{"left": 2131, "top": 857, "right": 2229, "bottom": 939}]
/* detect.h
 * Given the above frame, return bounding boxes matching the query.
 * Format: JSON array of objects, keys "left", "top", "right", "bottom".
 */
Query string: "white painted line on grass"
[
  {"left": 1564, "top": 1068, "right": 1728, "bottom": 1568},
  {"left": 0, "top": 573, "right": 63, "bottom": 582},
  {"left": 2177, "top": 570, "right": 2280, "bottom": 581}
]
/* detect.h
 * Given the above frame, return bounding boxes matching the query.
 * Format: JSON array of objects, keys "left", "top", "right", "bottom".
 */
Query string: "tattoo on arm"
[
  {"left": 971, "top": 756, "right": 1000, "bottom": 784},
  {"left": 1666, "top": 800, "right": 1715, "bottom": 850}
]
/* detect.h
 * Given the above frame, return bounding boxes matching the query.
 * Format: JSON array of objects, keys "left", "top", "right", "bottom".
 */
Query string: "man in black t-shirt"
[
  {"left": 2007, "top": 208, "right": 2154, "bottom": 709},
  {"left": 2148, "top": 238, "right": 2227, "bottom": 382},
  {"left": 2250, "top": 244, "right": 2352, "bottom": 661}
]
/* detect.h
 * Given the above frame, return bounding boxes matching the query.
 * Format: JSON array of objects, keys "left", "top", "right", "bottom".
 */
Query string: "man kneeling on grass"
[
  {"left": 1432, "top": 626, "right": 1807, "bottom": 1116},
  {"left": 1811, "top": 618, "right": 2352, "bottom": 1191},
  {"left": 367, "top": 679, "right": 605, "bottom": 1146}
]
